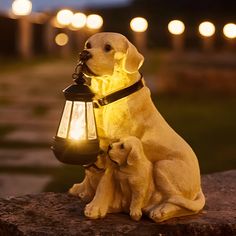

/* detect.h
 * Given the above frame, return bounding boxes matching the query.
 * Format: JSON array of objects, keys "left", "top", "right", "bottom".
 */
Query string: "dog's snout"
[
  {"left": 79, "top": 50, "right": 92, "bottom": 62},
  {"left": 108, "top": 144, "right": 113, "bottom": 152}
]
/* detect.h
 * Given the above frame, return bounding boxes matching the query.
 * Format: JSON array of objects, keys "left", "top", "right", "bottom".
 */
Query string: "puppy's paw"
[
  {"left": 84, "top": 202, "right": 107, "bottom": 219},
  {"left": 130, "top": 208, "right": 142, "bottom": 221}
]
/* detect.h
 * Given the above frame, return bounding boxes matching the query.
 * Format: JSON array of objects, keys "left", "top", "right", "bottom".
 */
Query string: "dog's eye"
[
  {"left": 120, "top": 143, "right": 125, "bottom": 149},
  {"left": 86, "top": 42, "right": 92, "bottom": 49},
  {"left": 104, "top": 44, "right": 112, "bottom": 52}
]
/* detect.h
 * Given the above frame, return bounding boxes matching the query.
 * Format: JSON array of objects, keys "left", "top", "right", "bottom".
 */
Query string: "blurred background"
[{"left": 0, "top": 0, "right": 235, "bottom": 198}]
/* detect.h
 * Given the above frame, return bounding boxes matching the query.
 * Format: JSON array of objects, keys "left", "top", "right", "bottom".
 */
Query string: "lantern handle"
[{"left": 72, "top": 61, "right": 91, "bottom": 86}]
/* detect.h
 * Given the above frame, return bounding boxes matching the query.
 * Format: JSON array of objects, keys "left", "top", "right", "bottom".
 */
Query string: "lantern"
[{"left": 51, "top": 64, "right": 99, "bottom": 165}]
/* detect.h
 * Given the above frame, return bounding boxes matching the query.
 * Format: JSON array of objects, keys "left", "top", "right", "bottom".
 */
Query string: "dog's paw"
[
  {"left": 69, "top": 184, "right": 92, "bottom": 202},
  {"left": 149, "top": 203, "right": 182, "bottom": 222},
  {"left": 130, "top": 208, "right": 142, "bottom": 221},
  {"left": 84, "top": 202, "right": 107, "bottom": 219},
  {"left": 68, "top": 183, "right": 83, "bottom": 196}
]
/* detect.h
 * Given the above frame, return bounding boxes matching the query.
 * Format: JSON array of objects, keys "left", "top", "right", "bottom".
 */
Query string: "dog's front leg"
[
  {"left": 129, "top": 181, "right": 146, "bottom": 221},
  {"left": 84, "top": 168, "right": 114, "bottom": 219},
  {"left": 69, "top": 154, "right": 107, "bottom": 202},
  {"left": 69, "top": 172, "right": 94, "bottom": 202}
]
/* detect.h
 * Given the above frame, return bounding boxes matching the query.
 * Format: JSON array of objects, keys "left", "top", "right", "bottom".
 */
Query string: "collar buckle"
[{"left": 98, "top": 97, "right": 108, "bottom": 106}]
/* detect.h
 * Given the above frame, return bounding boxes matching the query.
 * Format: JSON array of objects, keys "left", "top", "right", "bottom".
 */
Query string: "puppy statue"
[
  {"left": 108, "top": 136, "right": 154, "bottom": 221},
  {"left": 69, "top": 32, "right": 205, "bottom": 222}
]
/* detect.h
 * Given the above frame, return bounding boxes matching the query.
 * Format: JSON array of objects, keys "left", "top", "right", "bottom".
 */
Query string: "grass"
[
  {"left": 0, "top": 97, "right": 12, "bottom": 106},
  {"left": 32, "top": 105, "right": 49, "bottom": 117},
  {"left": 0, "top": 125, "right": 16, "bottom": 139},
  {"left": 0, "top": 56, "right": 62, "bottom": 74},
  {"left": 152, "top": 94, "right": 236, "bottom": 174}
]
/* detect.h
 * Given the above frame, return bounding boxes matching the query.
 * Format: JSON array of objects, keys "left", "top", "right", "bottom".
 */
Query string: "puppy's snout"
[
  {"left": 79, "top": 50, "right": 92, "bottom": 62},
  {"left": 108, "top": 144, "right": 113, "bottom": 152}
]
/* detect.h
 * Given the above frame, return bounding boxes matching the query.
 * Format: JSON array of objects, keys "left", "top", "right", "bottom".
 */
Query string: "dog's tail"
[{"left": 167, "top": 189, "right": 205, "bottom": 212}]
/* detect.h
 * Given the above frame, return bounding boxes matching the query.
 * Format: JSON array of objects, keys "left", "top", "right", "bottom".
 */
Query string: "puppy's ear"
[
  {"left": 124, "top": 41, "right": 144, "bottom": 74},
  {"left": 127, "top": 146, "right": 140, "bottom": 166}
]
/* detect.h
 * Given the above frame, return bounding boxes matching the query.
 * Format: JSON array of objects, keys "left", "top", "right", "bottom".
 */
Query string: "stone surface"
[{"left": 0, "top": 170, "right": 235, "bottom": 236}]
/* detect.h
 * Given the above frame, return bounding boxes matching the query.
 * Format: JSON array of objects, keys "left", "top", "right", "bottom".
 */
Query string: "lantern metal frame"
[{"left": 51, "top": 66, "right": 100, "bottom": 166}]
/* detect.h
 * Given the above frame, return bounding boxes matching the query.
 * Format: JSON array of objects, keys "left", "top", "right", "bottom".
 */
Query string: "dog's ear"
[
  {"left": 124, "top": 41, "right": 144, "bottom": 74},
  {"left": 127, "top": 145, "right": 140, "bottom": 166}
]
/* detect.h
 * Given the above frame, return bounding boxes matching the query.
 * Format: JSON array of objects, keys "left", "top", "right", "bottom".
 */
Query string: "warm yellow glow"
[
  {"left": 56, "top": 9, "right": 73, "bottom": 26},
  {"left": 130, "top": 17, "right": 148, "bottom": 32},
  {"left": 57, "top": 101, "right": 72, "bottom": 138},
  {"left": 12, "top": 0, "right": 32, "bottom": 16},
  {"left": 68, "top": 102, "right": 86, "bottom": 140},
  {"left": 168, "top": 20, "right": 185, "bottom": 35},
  {"left": 199, "top": 21, "right": 215, "bottom": 37},
  {"left": 87, "top": 102, "right": 97, "bottom": 140},
  {"left": 86, "top": 14, "right": 103, "bottom": 30},
  {"left": 50, "top": 16, "right": 64, "bottom": 28},
  {"left": 55, "top": 33, "right": 69, "bottom": 46},
  {"left": 72, "top": 12, "right": 87, "bottom": 29},
  {"left": 223, "top": 23, "right": 236, "bottom": 39}
]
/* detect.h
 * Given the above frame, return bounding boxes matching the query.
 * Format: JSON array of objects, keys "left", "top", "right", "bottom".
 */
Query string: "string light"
[
  {"left": 130, "top": 17, "right": 148, "bottom": 32},
  {"left": 168, "top": 20, "right": 185, "bottom": 35}
]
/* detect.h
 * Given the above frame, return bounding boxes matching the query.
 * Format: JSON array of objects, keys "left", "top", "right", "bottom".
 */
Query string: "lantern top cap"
[{"left": 63, "top": 71, "right": 94, "bottom": 102}]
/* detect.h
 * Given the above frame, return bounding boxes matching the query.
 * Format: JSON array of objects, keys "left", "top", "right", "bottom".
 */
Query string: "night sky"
[{"left": 0, "top": 0, "right": 132, "bottom": 12}]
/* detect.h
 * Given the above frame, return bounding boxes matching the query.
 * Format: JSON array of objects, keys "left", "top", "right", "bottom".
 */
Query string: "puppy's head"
[
  {"left": 108, "top": 136, "right": 143, "bottom": 166},
  {"left": 81, "top": 32, "right": 144, "bottom": 77}
]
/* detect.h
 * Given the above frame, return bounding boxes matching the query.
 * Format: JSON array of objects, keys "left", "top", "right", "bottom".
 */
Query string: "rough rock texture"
[{"left": 0, "top": 170, "right": 235, "bottom": 236}]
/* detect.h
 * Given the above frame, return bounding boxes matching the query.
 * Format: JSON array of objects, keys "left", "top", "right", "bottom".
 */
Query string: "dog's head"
[
  {"left": 80, "top": 32, "right": 144, "bottom": 77},
  {"left": 108, "top": 136, "right": 143, "bottom": 166}
]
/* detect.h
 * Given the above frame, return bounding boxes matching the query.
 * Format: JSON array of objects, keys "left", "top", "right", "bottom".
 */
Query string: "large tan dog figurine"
[{"left": 69, "top": 32, "right": 205, "bottom": 222}]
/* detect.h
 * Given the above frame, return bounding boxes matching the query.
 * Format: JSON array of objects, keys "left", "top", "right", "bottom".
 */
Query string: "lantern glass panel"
[
  {"left": 87, "top": 102, "right": 97, "bottom": 140},
  {"left": 57, "top": 101, "right": 72, "bottom": 138},
  {"left": 68, "top": 101, "right": 86, "bottom": 140}
]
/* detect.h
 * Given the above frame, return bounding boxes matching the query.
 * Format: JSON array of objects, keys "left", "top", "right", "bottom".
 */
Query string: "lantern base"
[{"left": 51, "top": 137, "right": 100, "bottom": 165}]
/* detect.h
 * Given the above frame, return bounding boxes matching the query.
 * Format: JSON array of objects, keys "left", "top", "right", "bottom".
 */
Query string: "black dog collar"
[{"left": 93, "top": 75, "right": 144, "bottom": 107}]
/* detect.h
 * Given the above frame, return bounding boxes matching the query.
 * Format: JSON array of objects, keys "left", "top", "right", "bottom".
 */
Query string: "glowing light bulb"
[
  {"left": 168, "top": 20, "right": 185, "bottom": 35},
  {"left": 57, "top": 101, "right": 72, "bottom": 138},
  {"left": 71, "top": 12, "right": 87, "bottom": 29},
  {"left": 199, "top": 21, "right": 215, "bottom": 37},
  {"left": 55, "top": 33, "right": 69, "bottom": 46},
  {"left": 86, "top": 14, "right": 103, "bottom": 30},
  {"left": 68, "top": 102, "right": 86, "bottom": 140},
  {"left": 130, "top": 17, "right": 148, "bottom": 32},
  {"left": 223, "top": 23, "right": 236, "bottom": 39},
  {"left": 12, "top": 0, "right": 32, "bottom": 16},
  {"left": 56, "top": 9, "right": 73, "bottom": 26}
]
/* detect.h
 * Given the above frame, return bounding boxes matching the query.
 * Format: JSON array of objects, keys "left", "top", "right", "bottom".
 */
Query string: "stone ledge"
[{"left": 0, "top": 170, "right": 235, "bottom": 236}]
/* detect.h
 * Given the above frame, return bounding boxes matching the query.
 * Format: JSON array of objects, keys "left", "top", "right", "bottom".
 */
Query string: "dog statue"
[
  {"left": 108, "top": 136, "right": 154, "bottom": 221},
  {"left": 69, "top": 32, "right": 205, "bottom": 222}
]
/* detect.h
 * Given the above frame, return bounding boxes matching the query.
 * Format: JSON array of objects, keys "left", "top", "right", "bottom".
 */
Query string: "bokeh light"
[
  {"left": 168, "top": 20, "right": 185, "bottom": 35},
  {"left": 223, "top": 23, "right": 236, "bottom": 39},
  {"left": 55, "top": 33, "right": 69, "bottom": 46},
  {"left": 130, "top": 17, "right": 148, "bottom": 32},
  {"left": 71, "top": 13, "right": 87, "bottom": 29},
  {"left": 50, "top": 16, "right": 64, "bottom": 28},
  {"left": 199, "top": 21, "right": 215, "bottom": 37},
  {"left": 12, "top": 0, "right": 32, "bottom": 16},
  {"left": 56, "top": 9, "right": 73, "bottom": 26},
  {"left": 86, "top": 14, "right": 103, "bottom": 30}
]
